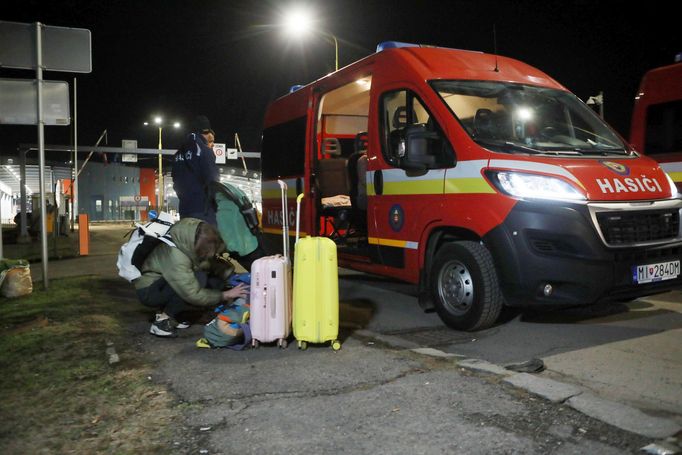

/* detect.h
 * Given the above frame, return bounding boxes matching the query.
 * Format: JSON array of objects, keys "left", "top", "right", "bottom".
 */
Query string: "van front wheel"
[{"left": 430, "top": 241, "right": 502, "bottom": 331}]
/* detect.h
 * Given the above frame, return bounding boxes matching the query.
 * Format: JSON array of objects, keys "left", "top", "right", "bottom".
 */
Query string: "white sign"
[
  {"left": 0, "top": 21, "right": 92, "bottom": 73},
  {"left": 120, "top": 195, "right": 149, "bottom": 208},
  {"left": 122, "top": 140, "right": 137, "bottom": 162},
  {"left": 227, "top": 148, "right": 239, "bottom": 160},
  {"left": 214, "top": 143, "right": 226, "bottom": 164},
  {"left": 122, "top": 139, "right": 137, "bottom": 150},
  {"left": 0, "top": 78, "right": 70, "bottom": 125}
]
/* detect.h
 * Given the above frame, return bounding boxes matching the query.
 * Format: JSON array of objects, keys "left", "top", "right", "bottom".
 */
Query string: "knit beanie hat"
[{"left": 191, "top": 115, "right": 211, "bottom": 133}]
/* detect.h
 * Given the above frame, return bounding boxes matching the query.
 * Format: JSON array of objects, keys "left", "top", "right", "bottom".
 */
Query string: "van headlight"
[
  {"left": 487, "top": 171, "right": 586, "bottom": 201},
  {"left": 665, "top": 173, "right": 679, "bottom": 198}
]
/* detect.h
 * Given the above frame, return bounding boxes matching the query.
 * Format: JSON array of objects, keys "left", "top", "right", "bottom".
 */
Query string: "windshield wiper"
[
  {"left": 570, "top": 147, "right": 628, "bottom": 155},
  {"left": 474, "top": 139, "right": 544, "bottom": 154},
  {"left": 475, "top": 138, "right": 629, "bottom": 156}
]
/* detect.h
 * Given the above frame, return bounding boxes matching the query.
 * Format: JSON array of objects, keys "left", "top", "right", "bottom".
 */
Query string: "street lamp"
[
  {"left": 144, "top": 116, "right": 180, "bottom": 211},
  {"left": 586, "top": 92, "right": 604, "bottom": 118},
  {"left": 282, "top": 7, "right": 339, "bottom": 71}
]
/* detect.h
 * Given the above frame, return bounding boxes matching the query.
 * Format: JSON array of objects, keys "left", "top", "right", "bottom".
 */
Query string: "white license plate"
[{"left": 632, "top": 260, "right": 681, "bottom": 284}]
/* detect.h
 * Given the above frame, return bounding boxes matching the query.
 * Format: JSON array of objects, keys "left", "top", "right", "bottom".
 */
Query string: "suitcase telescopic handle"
[
  {"left": 277, "top": 180, "right": 289, "bottom": 260},
  {"left": 296, "top": 193, "right": 304, "bottom": 244}
]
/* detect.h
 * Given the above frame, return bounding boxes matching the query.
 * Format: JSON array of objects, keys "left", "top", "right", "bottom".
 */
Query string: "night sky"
[{"left": 1, "top": 0, "right": 680, "bottom": 159}]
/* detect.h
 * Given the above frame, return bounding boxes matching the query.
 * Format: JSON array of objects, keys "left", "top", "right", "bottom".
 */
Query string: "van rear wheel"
[{"left": 430, "top": 241, "right": 502, "bottom": 331}]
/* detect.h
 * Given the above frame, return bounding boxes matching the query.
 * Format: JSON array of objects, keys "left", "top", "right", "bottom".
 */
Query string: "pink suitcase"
[{"left": 249, "top": 180, "right": 292, "bottom": 348}]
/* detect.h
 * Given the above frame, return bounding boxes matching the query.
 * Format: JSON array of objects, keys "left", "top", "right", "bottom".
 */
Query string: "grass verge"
[{"left": 0, "top": 276, "right": 178, "bottom": 454}]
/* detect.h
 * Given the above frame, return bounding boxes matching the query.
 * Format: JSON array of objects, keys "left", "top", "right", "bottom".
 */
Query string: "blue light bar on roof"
[
  {"left": 376, "top": 41, "right": 420, "bottom": 52},
  {"left": 289, "top": 84, "right": 304, "bottom": 93}
]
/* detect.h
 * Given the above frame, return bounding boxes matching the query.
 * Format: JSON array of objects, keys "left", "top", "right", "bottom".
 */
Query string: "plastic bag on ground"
[{"left": 0, "top": 259, "right": 33, "bottom": 298}]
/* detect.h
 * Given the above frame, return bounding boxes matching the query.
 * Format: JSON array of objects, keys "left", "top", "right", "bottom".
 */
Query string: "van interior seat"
[
  {"left": 317, "top": 158, "right": 350, "bottom": 199},
  {"left": 348, "top": 132, "right": 369, "bottom": 211},
  {"left": 473, "top": 108, "right": 498, "bottom": 139},
  {"left": 316, "top": 157, "right": 353, "bottom": 239},
  {"left": 389, "top": 106, "right": 408, "bottom": 157},
  {"left": 322, "top": 137, "right": 343, "bottom": 157}
]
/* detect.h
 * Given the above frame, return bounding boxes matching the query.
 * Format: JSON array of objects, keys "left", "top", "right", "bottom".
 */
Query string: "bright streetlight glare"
[
  {"left": 516, "top": 107, "right": 533, "bottom": 121},
  {"left": 280, "top": 6, "right": 338, "bottom": 70},
  {"left": 283, "top": 7, "right": 314, "bottom": 37},
  {"left": 154, "top": 116, "right": 163, "bottom": 125},
  {"left": 143, "top": 121, "right": 149, "bottom": 126},
  {"left": 173, "top": 122, "right": 181, "bottom": 128}
]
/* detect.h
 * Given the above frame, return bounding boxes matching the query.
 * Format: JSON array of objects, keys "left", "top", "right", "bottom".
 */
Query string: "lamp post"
[
  {"left": 586, "top": 92, "right": 604, "bottom": 118},
  {"left": 144, "top": 117, "right": 180, "bottom": 211},
  {"left": 282, "top": 7, "right": 338, "bottom": 71}
]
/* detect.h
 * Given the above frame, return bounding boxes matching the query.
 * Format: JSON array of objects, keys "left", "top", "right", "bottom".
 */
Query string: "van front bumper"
[{"left": 482, "top": 199, "right": 682, "bottom": 307}]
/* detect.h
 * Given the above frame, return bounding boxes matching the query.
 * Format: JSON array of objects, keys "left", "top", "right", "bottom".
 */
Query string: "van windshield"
[{"left": 431, "top": 80, "right": 628, "bottom": 156}]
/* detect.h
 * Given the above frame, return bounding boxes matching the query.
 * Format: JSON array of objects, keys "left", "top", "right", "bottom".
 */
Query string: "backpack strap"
[
  {"left": 224, "top": 323, "right": 252, "bottom": 351},
  {"left": 211, "top": 181, "right": 260, "bottom": 235}
]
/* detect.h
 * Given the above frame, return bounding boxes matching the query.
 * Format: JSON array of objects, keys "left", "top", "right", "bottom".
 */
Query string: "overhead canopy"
[{"left": 0, "top": 164, "right": 71, "bottom": 196}]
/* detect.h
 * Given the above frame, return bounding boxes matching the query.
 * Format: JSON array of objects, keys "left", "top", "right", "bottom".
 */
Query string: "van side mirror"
[{"left": 401, "top": 124, "right": 438, "bottom": 170}]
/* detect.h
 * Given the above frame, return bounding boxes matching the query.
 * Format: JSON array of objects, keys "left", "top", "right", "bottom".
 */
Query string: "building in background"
[{"left": 0, "top": 161, "right": 261, "bottom": 224}]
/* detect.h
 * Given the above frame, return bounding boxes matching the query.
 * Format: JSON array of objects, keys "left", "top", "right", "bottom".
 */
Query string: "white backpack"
[{"left": 116, "top": 212, "right": 176, "bottom": 282}]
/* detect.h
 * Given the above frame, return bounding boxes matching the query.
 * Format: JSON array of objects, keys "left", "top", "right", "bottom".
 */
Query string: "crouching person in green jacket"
[{"left": 134, "top": 217, "right": 249, "bottom": 337}]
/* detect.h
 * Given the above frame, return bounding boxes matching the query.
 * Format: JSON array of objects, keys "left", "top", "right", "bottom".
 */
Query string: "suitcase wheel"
[
  {"left": 297, "top": 340, "right": 308, "bottom": 350},
  {"left": 331, "top": 340, "right": 342, "bottom": 351},
  {"left": 277, "top": 338, "right": 288, "bottom": 349}
]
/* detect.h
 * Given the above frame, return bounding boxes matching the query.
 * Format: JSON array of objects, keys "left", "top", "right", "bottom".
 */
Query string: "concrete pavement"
[
  {"left": 141, "top": 325, "right": 652, "bottom": 454},
  {"left": 337, "top": 275, "right": 682, "bottom": 439},
  {"left": 28, "top": 223, "right": 130, "bottom": 282}
]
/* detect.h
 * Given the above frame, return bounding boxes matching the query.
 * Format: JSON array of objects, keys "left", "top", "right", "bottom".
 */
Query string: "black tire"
[{"left": 430, "top": 241, "right": 503, "bottom": 331}]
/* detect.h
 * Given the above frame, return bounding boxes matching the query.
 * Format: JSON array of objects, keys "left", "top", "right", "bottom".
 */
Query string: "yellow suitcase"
[{"left": 293, "top": 194, "right": 341, "bottom": 350}]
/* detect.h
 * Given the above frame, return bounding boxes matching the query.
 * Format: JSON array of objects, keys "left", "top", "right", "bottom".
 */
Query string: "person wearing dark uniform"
[{"left": 172, "top": 115, "right": 220, "bottom": 225}]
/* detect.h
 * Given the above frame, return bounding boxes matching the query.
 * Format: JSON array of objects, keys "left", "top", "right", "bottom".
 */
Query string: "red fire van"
[
  {"left": 630, "top": 58, "right": 682, "bottom": 189},
  {"left": 260, "top": 42, "right": 682, "bottom": 331}
]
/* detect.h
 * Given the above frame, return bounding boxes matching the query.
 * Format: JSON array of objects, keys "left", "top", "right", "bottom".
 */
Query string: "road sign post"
[
  {"left": 214, "top": 143, "right": 226, "bottom": 164},
  {"left": 0, "top": 21, "right": 92, "bottom": 289}
]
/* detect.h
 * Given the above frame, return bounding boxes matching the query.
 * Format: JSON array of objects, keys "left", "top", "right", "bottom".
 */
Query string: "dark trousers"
[
  {"left": 137, "top": 271, "right": 223, "bottom": 319},
  {"left": 232, "top": 244, "right": 267, "bottom": 270}
]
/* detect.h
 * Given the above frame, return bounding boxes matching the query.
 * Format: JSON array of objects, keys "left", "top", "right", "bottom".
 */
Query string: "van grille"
[{"left": 596, "top": 210, "right": 680, "bottom": 245}]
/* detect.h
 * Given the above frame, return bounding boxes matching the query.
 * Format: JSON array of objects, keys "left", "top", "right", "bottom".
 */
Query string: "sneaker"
[
  {"left": 150, "top": 316, "right": 177, "bottom": 337},
  {"left": 175, "top": 321, "right": 191, "bottom": 329}
]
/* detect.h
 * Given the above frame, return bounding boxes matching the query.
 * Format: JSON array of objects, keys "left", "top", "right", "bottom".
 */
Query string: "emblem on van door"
[
  {"left": 600, "top": 160, "right": 630, "bottom": 176},
  {"left": 389, "top": 204, "right": 405, "bottom": 232}
]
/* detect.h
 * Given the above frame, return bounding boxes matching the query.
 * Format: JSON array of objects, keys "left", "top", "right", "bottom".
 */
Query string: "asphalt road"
[
  {"left": 337, "top": 269, "right": 682, "bottom": 422},
  {"left": 23, "top": 223, "right": 682, "bottom": 453}
]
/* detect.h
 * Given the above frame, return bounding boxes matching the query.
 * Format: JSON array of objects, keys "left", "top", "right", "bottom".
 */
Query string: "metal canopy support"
[
  {"left": 36, "top": 22, "right": 49, "bottom": 288},
  {"left": 18, "top": 152, "right": 29, "bottom": 242},
  {"left": 73, "top": 77, "right": 78, "bottom": 227},
  {"left": 19, "top": 145, "right": 260, "bottom": 158}
]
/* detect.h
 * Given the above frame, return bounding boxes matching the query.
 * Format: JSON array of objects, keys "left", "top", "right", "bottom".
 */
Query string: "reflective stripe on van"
[
  {"left": 660, "top": 162, "right": 682, "bottom": 183},
  {"left": 368, "top": 237, "right": 419, "bottom": 249},
  {"left": 367, "top": 161, "right": 495, "bottom": 196}
]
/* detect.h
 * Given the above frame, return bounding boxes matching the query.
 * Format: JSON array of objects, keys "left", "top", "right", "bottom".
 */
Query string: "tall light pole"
[
  {"left": 144, "top": 117, "right": 180, "bottom": 211},
  {"left": 282, "top": 7, "right": 338, "bottom": 71}
]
